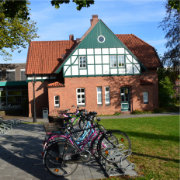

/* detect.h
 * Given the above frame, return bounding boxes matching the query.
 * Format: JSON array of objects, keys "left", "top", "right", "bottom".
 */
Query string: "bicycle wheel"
[
  {"left": 98, "top": 130, "right": 131, "bottom": 163},
  {"left": 78, "top": 119, "right": 88, "bottom": 129},
  {"left": 44, "top": 141, "right": 78, "bottom": 177}
]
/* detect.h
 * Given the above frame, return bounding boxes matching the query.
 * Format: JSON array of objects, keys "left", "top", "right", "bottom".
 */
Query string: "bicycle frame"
[{"left": 43, "top": 120, "right": 104, "bottom": 158}]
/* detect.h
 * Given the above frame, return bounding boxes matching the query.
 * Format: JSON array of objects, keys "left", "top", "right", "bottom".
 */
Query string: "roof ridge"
[
  {"left": 80, "top": 19, "right": 100, "bottom": 42},
  {"left": 131, "top": 34, "right": 154, "bottom": 48},
  {"left": 116, "top": 34, "right": 134, "bottom": 36},
  {"left": 31, "top": 40, "right": 73, "bottom": 43}
]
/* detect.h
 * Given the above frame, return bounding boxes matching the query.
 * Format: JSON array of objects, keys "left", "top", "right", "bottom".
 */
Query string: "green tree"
[
  {"left": 158, "top": 68, "right": 176, "bottom": 107},
  {"left": 160, "top": 0, "right": 180, "bottom": 67},
  {"left": 0, "top": 0, "right": 38, "bottom": 60},
  {"left": 168, "top": 0, "right": 180, "bottom": 11},
  {"left": 0, "top": 0, "right": 94, "bottom": 60},
  {"left": 51, "top": 0, "right": 94, "bottom": 10}
]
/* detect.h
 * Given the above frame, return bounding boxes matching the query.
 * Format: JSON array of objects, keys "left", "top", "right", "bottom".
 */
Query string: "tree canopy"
[
  {"left": 160, "top": 0, "right": 180, "bottom": 67},
  {"left": 168, "top": 0, "right": 180, "bottom": 11},
  {"left": 51, "top": 0, "right": 94, "bottom": 10},
  {"left": 0, "top": 0, "right": 38, "bottom": 60},
  {"left": 0, "top": 0, "right": 94, "bottom": 60}
]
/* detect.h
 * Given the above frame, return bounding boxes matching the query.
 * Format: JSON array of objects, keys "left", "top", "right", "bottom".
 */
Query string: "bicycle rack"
[
  {"left": 0, "top": 119, "right": 21, "bottom": 135},
  {"left": 95, "top": 154, "right": 137, "bottom": 177}
]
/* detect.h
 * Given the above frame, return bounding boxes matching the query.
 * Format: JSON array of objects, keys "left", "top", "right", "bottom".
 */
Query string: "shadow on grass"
[
  {"left": 108, "top": 130, "right": 179, "bottom": 164},
  {"left": 132, "top": 152, "right": 179, "bottom": 163},
  {"left": 108, "top": 130, "right": 179, "bottom": 142}
]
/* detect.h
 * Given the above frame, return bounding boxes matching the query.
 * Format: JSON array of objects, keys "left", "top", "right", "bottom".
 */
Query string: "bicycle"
[{"left": 43, "top": 110, "right": 131, "bottom": 177}]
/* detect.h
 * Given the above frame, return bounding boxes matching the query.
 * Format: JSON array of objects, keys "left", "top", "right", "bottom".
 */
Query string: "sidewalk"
[
  {"left": 0, "top": 123, "right": 106, "bottom": 180},
  {"left": 0, "top": 120, "right": 137, "bottom": 180},
  {"left": 4, "top": 112, "right": 178, "bottom": 123}
]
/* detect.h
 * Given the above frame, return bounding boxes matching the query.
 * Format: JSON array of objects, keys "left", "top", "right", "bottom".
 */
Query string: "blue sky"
[{"left": 0, "top": 0, "right": 167, "bottom": 63}]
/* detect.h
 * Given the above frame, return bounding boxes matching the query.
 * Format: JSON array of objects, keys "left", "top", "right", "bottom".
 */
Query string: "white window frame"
[
  {"left": 118, "top": 55, "right": 125, "bottom": 67},
  {"left": 6, "top": 69, "right": 15, "bottom": 81},
  {"left": 20, "top": 69, "right": 26, "bottom": 80},
  {"left": 97, "top": 87, "right": 102, "bottom": 105},
  {"left": 54, "top": 95, "right": 60, "bottom": 107},
  {"left": 76, "top": 88, "right": 85, "bottom": 106},
  {"left": 105, "top": 86, "right": 110, "bottom": 105},
  {"left": 79, "top": 56, "right": 87, "bottom": 69},
  {"left": 6, "top": 69, "right": 15, "bottom": 72},
  {"left": 143, "top": 92, "right": 148, "bottom": 104},
  {"left": 110, "top": 55, "right": 117, "bottom": 68},
  {"left": 0, "top": 70, "right": 2, "bottom": 81}
]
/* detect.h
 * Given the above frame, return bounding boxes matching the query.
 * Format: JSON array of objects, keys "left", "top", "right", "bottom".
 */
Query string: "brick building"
[
  {"left": 0, "top": 63, "right": 28, "bottom": 115},
  {"left": 26, "top": 15, "right": 161, "bottom": 117}
]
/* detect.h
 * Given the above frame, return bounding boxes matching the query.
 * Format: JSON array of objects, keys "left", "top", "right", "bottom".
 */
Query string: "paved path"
[
  {"left": 100, "top": 112, "right": 179, "bottom": 119},
  {"left": 3, "top": 112, "right": 179, "bottom": 123},
  {"left": 0, "top": 123, "right": 106, "bottom": 180},
  {"left": 0, "top": 122, "right": 137, "bottom": 180}
]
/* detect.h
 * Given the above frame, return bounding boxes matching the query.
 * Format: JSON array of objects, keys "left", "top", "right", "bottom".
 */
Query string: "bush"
[
  {"left": 158, "top": 68, "right": 177, "bottom": 108},
  {"left": 132, "top": 110, "right": 152, "bottom": 114},
  {"left": 113, "top": 112, "right": 121, "bottom": 115},
  {"left": 159, "top": 76, "right": 176, "bottom": 107}
]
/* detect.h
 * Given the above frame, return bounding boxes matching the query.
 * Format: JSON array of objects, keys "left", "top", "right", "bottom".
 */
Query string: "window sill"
[
  {"left": 77, "top": 104, "right": 86, "bottom": 107},
  {"left": 110, "top": 67, "right": 117, "bottom": 69}
]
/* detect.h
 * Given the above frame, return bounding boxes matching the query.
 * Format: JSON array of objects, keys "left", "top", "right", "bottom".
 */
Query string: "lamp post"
[{"left": 32, "top": 73, "right": 37, "bottom": 123}]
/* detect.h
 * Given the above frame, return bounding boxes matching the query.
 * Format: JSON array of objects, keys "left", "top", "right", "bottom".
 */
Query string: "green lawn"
[{"left": 100, "top": 116, "right": 179, "bottom": 180}]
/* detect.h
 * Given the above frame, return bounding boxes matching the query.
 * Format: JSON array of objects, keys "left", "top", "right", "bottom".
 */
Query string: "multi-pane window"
[
  {"left": 110, "top": 55, "right": 125, "bottom": 68},
  {"left": 20, "top": 69, "right": 26, "bottom": 81},
  {"left": 0, "top": 90, "right": 6, "bottom": 109},
  {"left": 6, "top": 69, "right": 15, "bottom": 81},
  {"left": 110, "top": 55, "right": 117, "bottom": 68},
  {"left": 105, "top": 86, "right": 110, "bottom": 104},
  {"left": 118, "top": 55, "right": 125, "bottom": 67},
  {"left": 97, "top": 87, "right": 102, "bottom": 104},
  {"left": 143, "top": 92, "right": 148, "bottom": 104},
  {"left": 79, "top": 56, "right": 87, "bottom": 68},
  {"left": 54, "top": 96, "right": 60, "bottom": 107},
  {"left": 76, "top": 88, "right": 85, "bottom": 105}
]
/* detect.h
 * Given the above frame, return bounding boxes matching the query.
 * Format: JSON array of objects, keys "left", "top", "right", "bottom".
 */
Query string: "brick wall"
[
  {"left": 28, "top": 81, "right": 49, "bottom": 117},
  {"left": 0, "top": 63, "right": 26, "bottom": 81},
  {"left": 48, "top": 72, "right": 158, "bottom": 115}
]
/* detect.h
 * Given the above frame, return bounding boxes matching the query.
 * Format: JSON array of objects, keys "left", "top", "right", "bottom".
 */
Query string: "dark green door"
[{"left": 121, "top": 87, "right": 130, "bottom": 111}]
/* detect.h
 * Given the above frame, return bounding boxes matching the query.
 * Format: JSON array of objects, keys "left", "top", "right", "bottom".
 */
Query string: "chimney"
[
  {"left": 69, "top": 34, "right": 74, "bottom": 41},
  {"left": 90, "top": 15, "right": 99, "bottom": 27}
]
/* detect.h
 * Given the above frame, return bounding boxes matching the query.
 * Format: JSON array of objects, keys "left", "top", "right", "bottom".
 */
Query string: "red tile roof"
[
  {"left": 48, "top": 81, "right": 64, "bottom": 87},
  {"left": 26, "top": 35, "right": 161, "bottom": 75},
  {"left": 116, "top": 34, "right": 161, "bottom": 68},
  {"left": 26, "top": 40, "right": 75, "bottom": 75}
]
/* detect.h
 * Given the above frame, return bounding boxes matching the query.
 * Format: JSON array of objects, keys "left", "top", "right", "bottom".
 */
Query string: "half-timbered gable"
[{"left": 56, "top": 20, "right": 142, "bottom": 77}]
